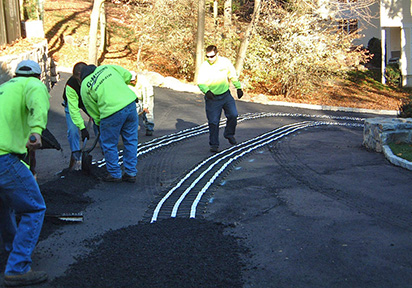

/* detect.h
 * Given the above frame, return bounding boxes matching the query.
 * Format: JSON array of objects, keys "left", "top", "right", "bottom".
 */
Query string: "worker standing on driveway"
[
  {"left": 62, "top": 61, "right": 91, "bottom": 170},
  {"left": 80, "top": 64, "right": 138, "bottom": 183},
  {"left": 197, "top": 45, "right": 244, "bottom": 153},
  {"left": 0, "top": 60, "right": 49, "bottom": 287},
  {"left": 128, "top": 71, "right": 155, "bottom": 136}
]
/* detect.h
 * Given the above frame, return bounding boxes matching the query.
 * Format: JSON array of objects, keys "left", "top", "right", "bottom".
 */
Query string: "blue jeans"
[
  {"left": 141, "top": 112, "right": 154, "bottom": 132},
  {"left": 65, "top": 104, "right": 80, "bottom": 159},
  {"left": 0, "top": 154, "right": 46, "bottom": 276},
  {"left": 100, "top": 102, "right": 138, "bottom": 178},
  {"left": 205, "top": 90, "right": 238, "bottom": 148},
  {"left": 65, "top": 104, "right": 100, "bottom": 160}
]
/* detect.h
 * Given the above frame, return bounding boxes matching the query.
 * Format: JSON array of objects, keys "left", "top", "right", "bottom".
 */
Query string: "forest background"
[{"left": 1, "top": 0, "right": 411, "bottom": 111}]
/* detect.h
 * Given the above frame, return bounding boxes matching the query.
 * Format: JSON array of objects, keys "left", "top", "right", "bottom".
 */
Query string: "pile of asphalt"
[
  {"left": 1, "top": 168, "right": 247, "bottom": 287},
  {"left": 49, "top": 218, "right": 246, "bottom": 288},
  {"left": 39, "top": 170, "right": 98, "bottom": 240}
]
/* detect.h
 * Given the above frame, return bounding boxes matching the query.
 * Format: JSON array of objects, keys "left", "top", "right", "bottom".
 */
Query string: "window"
[{"left": 337, "top": 19, "right": 358, "bottom": 34}]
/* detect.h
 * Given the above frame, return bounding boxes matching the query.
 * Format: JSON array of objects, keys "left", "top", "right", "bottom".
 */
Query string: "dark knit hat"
[{"left": 80, "top": 64, "right": 97, "bottom": 80}]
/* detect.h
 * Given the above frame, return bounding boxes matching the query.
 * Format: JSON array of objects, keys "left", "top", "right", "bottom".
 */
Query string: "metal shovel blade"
[{"left": 45, "top": 212, "right": 84, "bottom": 222}]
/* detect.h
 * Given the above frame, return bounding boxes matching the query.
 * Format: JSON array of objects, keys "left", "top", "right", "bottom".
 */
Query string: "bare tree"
[
  {"left": 235, "top": 0, "right": 261, "bottom": 75},
  {"left": 311, "top": 0, "right": 379, "bottom": 26},
  {"left": 99, "top": 2, "right": 106, "bottom": 53},
  {"left": 224, "top": 0, "right": 232, "bottom": 28},
  {"left": 88, "top": 0, "right": 106, "bottom": 65},
  {"left": 194, "top": 0, "right": 206, "bottom": 82},
  {"left": 213, "top": 0, "right": 218, "bottom": 25}
]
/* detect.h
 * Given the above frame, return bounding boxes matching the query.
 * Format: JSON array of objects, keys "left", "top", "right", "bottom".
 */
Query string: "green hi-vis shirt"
[
  {"left": 80, "top": 65, "right": 137, "bottom": 126},
  {"left": 65, "top": 76, "right": 87, "bottom": 130},
  {"left": 0, "top": 77, "right": 50, "bottom": 155},
  {"left": 197, "top": 56, "right": 241, "bottom": 95}
]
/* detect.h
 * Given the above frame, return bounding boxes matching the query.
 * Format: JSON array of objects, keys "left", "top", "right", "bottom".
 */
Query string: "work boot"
[
  {"left": 226, "top": 136, "right": 237, "bottom": 145},
  {"left": 103, "top": 174, "right": 122, "bottom": 183},
  {"left": 210, "top": 146, "right": 219, "bottom": 153},
  {"left": 122, "top": 173, "right": 137, "bottom": 183},
  {"left": 4, "top": 269, "right": 48, "bottom": 287}
]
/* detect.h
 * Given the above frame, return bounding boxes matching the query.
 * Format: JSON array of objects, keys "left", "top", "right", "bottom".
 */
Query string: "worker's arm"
[{"left": 66, "top": 85, "right": 86, "bottom": 130}]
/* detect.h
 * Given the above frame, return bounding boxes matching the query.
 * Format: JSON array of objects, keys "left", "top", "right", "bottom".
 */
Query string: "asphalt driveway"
[{"left": 1, "top": 71, "right": 411, "bottom": 288}]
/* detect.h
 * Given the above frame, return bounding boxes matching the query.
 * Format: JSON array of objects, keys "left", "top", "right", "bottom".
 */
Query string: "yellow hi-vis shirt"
[{"left": 197, "top": 56, "right": 241, "bottom": 95}]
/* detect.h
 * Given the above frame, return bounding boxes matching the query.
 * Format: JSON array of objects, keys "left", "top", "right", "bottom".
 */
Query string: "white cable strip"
[
  {"left": 189, "top": 123, "right": 320, "bottom": 218},
  {"left": 95, "top": 112, "right": 363, "bottom": 168},
  {"left": 151, "top": 121, "right": 311, "bottom": 222},
  {"left": 171, "top": 122, "right": 313, "bottom": 218},
  {"left": 189, "top": 121, "right": 363, "bottom": 218}
]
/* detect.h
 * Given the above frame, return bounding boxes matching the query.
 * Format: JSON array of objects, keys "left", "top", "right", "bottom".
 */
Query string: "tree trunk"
[
  {"left": 224, "top": 0, "right": 231, "bottom": 28},
  {"left": 88, "top": 0, "right": 105, "bottom": 65},
  {"left": 99, "top": 2, "right": 106, "bottom": 53},
  {"left": 194, "top": 0, "right": 206, "bottom": 83},
  {"left": 213, "top": 0, "right": 218, "bottom": 25},
  {"left": 235, "top": 0, "right": 261, "bottom": 75}
]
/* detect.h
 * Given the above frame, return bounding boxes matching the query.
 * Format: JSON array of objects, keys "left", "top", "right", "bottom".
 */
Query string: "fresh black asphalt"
[{"left": 1, "top": 71, "right": 411, "bottom": 288}]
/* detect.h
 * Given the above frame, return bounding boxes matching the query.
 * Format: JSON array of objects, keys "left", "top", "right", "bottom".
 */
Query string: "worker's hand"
[
  {"left": 143, "top": 108, "right": 150, "bottom": 114},
  {"left": 26, "top": 133, "right": 42, "bottom": 150},
  {"left": 206, "top": 90, "right": 215, "bottom": 100},
  {"left": 237, "top": 89, "right": 244, "bottom": 99},
  {"left": 81, "top": 128, "right": 90, "bottom": 142}
]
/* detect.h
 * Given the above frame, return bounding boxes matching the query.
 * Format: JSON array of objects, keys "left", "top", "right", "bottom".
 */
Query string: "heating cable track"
[
  {"left": 149, "top": 120, "right": 363, "bottom": 223},
  {"left": 94, "top": 112, "right": 364, "bottom": 168}
]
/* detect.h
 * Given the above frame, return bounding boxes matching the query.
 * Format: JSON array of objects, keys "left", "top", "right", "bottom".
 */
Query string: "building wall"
[
  {"left": 381, "top": 0, "right": 411, "bottom": 27},
  {"left": 380, "top": 0, "right": 412, "bottom": 87},
  {"left": 354, "top": 5, "right": 381, "bottom": 48}
]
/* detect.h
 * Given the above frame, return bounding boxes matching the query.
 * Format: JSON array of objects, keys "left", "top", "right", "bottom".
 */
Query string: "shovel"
[
  {"left": 72, "top": 137, "right": 88, "bottom": 171},
  {"left": 45, "top": 212, "right": 84, "bottom": 223},
  {"left": 81, "top": 132, "right": 100, "bottom": 174}
]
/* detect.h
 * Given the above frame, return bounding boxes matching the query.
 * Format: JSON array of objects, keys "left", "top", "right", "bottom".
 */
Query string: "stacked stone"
[
  {"left": 0, "top": 39, "right": 57, "bottom": 90},
  {"left": 363, "top": 117, "right": 412, "bottom": 152}
]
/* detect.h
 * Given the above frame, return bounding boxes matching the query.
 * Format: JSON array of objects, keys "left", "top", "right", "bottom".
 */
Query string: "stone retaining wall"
[
  {"left": 0, "top": 39, "right": 57, "bottom": 90},
  {"left": 363, "top": 117, "right": 412, "bottom": 152}
]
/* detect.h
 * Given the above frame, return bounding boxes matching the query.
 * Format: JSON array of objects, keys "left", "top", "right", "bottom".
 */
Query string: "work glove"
[
  {"left": 81, "top": 128, "right": 90, "bottom": 142},
  {"left": 237, "top": 89, "right": 244, "bottom": 99},
  {"left": 205, "top": 90, "right": 215, "bottom": 100}
]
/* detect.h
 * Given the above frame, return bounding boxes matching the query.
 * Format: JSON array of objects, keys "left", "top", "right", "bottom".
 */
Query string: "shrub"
[
  {"left": 385, "top": 63, "right": 401, "bottom": 87},
  {"left": 367, "top": 37, "right": 382, "bottom": 68},
  {"left": 398, "top": 97, "right": 412, "bottom": 118}
]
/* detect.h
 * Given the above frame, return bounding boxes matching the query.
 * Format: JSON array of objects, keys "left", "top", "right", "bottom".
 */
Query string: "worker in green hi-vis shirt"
[
  {"left": 197, "top": 45, "right": 244, "bottom": 153},
  {"left": 0, "top": 60, "right": 49, "bottom": 287},
  {"left": 80, "top": 64, "right": 138, "bottom": 183}
]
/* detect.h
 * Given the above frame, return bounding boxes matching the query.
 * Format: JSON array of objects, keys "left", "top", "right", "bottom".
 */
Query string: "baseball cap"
[
  {"left": 15, "top": 60, "right": 42, "bottom": 75},
  {"left": 130, "top": 71, "right": 137, "bottom": 81}
]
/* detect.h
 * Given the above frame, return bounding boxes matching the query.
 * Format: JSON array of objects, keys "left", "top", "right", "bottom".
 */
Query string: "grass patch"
[{"left": 388, "top": 142, "right": 412, "bottom": 162}]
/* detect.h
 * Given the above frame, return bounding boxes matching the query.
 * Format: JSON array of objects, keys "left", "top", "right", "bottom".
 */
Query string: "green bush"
[
  {"left": 385, "top": 63, "right": 401, "bottom": 87},
  {"left": 398, "top": 97, "right": 412, "bottom": 118},
  {"left": 22, "top": 0, "right": 39, "bottom": 20}
]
